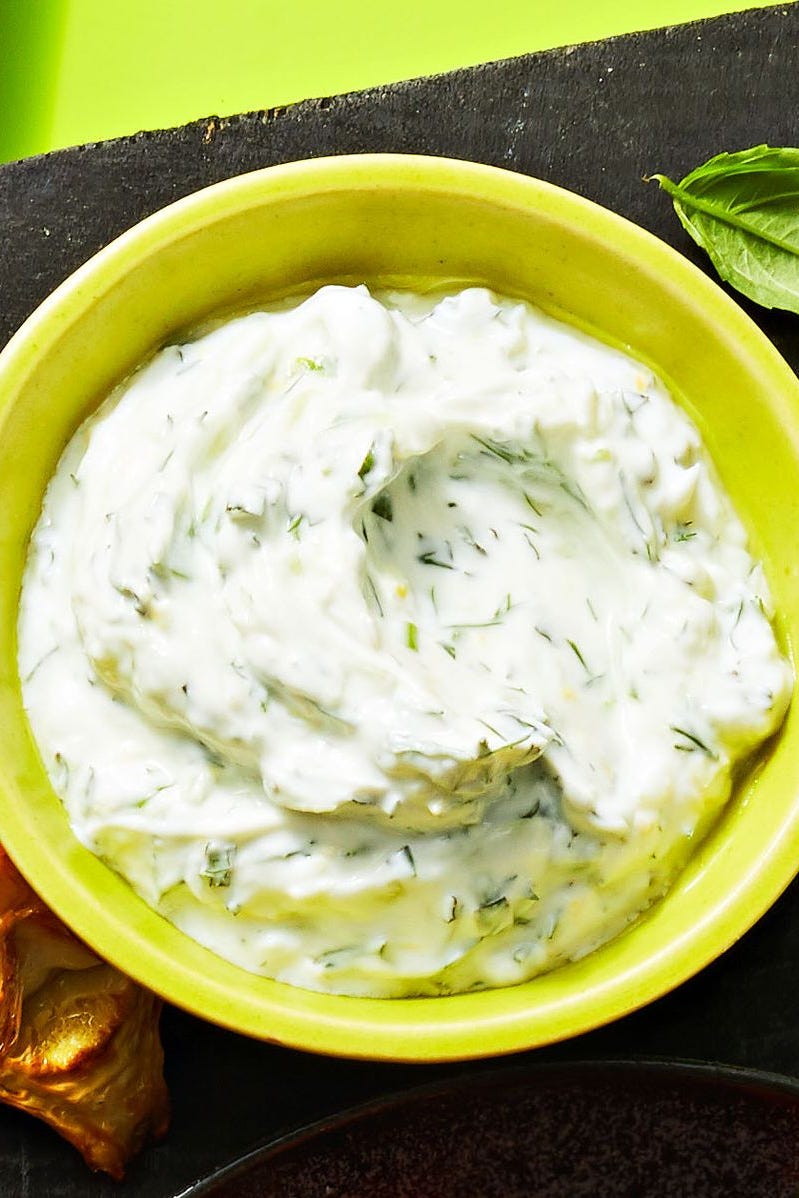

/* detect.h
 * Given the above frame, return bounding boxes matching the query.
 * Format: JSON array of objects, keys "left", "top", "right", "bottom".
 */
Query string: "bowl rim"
[{"left": 2, "top": 152, "right": 799, "bottom": 1061}]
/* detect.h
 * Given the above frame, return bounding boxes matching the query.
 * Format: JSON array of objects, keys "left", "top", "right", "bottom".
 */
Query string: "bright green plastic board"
[{"left": 0, "top": 1, "right": 783, "bottom": 165}]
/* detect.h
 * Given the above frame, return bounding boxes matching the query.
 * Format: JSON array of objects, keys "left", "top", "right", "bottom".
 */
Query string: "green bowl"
[{"left": 1, "top": 154, "right": 798, "bottom": 1061}]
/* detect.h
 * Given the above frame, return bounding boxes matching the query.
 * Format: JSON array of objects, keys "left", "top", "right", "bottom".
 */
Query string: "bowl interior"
[{"left": 1, "top": 154, "right": 799, "bottom": 1060}]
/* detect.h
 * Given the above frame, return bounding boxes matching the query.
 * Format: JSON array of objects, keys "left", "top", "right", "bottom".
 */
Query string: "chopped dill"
[
  {"left": 670, "top": 725, "right": 717, "bottom": 758},
  {"left": 22, "top": 645, "right": 57, "bottom": 683},
  {"left": 201, "top": 841, "right": 236, "bottom": 888},
  {"left": 371, "top": 492, "right": 393, "bottom": 522},
  {"left": 417, "top": 550, "right": 454, "bottom": 569},
  {"left": 287, "top": 513, "right": 305, "bottom": 538},
  {"left": 396, "top": 845, "right": 417, "bottom": 876},
  {"left": 557, "top": 475, "right": 589, "bottom": 510},
  {"left": 448, "top": 616, "right": 502, "bottom": 630},
  {"left": 523, "top": 531, "right": 540, "bottom": 559},
  {"left": 459, "top": 526, "right": 487, "bottom": 555},
  {"left": 363, "top": 572, "right": 384, "bottom": 617},
  {"left": 357, "top": 446, "right": 375, "bottom": 482},
  {"left": 566, "top": 639, "right": 591, "bottom": 673},
  {"left": 113, "top": 583, "right": 151, "bottom": 618},
  {"left": 475, "top": 895, "right": 512, "bottom": 934},
  {"left": 471, "top": 434, "right": 526, "bottom": 464}
]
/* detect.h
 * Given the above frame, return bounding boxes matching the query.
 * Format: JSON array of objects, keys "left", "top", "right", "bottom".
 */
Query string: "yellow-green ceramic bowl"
[{"left": 1, "top": 154, "right": 799, "bottom": 1061}]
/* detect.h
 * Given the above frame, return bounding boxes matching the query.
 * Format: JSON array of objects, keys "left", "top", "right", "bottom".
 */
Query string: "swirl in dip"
[{"left": 18, "top": 286, "right": 792, "bottom": 997}]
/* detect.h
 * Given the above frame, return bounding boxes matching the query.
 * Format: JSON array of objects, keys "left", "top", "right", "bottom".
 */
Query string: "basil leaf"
[{"left": 650, "top": 144, "right": 799, "bottom": 314}]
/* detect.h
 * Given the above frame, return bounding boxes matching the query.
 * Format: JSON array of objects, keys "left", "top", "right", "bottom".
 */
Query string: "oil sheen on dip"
[{"left": 17, "top": 286, "right": 792, "bottom": 997}]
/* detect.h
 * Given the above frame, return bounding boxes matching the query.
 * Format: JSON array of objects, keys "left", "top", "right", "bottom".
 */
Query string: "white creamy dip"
[{"left": 18, "top": 285, "right": 792, "bottom": 997}]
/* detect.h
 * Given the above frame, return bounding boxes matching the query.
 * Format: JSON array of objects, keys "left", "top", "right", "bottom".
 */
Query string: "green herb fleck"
[
  {"left": 396, "top": 845, "right": 417, "bottom": 876},
  {"left": 371, "top": 492, "right": 393, "bottom": 522},
  {"left": 670, "top": 725, "right": 717, "bottom": 758},
  {"left": 459, "top": 526, "right": 487, "bottom": 555},
  {"left": 151, "top": 561, "right": 190, "bottom": 581},
  {"left": 476, "top": 896, "right": 512, "bottom": 935},
  {"left": 363, "top": 572, "right": 384, "bottom": 617},
  {"left": 417, "top": 550, "right": 454, "bottom": 570},
  {"left": 674, "top": 522, "right": 697, "bottom": 542},
  {"left": 358, "top": 446, "right": 375, "bottom": 482},
  {"left": 523, "top": 531, "right": 541, "bottom": 560},
  {"left": 113, "top": 584, "right": 151, "bottom": 619},
  {"left": 566, "top": 639, "right": 591, "bottom": 673},
  {"left": 315, "top": 945, "right": 359, "bottom": 970},
  {"left": 287, "top": 513, "right": 305, "bottom": 539},
  {"left": 201, "top": 841, "right": 236, "bottom": 888},
  {"left": 22, "top": 646, "right": 57, "bottom": 683},
  {"left": 471, "top": 434, "right": 525, "bottom": 465}
]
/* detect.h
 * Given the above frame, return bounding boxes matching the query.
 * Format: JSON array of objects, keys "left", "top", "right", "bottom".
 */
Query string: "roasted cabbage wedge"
[{"left": 0, "top": 846, "right": 168, "bottom": 1177}]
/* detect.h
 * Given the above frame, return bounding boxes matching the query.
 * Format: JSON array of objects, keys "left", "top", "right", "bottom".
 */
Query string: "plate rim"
[{"left": 175, "top": 1056, "right": 799, "bottom": 1197}]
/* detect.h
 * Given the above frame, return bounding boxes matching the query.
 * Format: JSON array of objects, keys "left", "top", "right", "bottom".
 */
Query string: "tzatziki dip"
[{"left": 18, "top": 285, "right": 792, "bottom": 997}]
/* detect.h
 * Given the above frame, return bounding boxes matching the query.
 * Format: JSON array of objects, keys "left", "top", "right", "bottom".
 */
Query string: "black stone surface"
[{"left": 1, "top": 4, "right": 798, "bottom": 1194}]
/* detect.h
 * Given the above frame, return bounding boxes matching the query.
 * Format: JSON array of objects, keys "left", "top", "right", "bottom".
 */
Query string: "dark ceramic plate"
[{"left": 181, "top": 1060, "right": 799, "bottom": 1197}]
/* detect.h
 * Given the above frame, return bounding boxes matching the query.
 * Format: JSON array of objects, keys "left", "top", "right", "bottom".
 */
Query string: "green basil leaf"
[{"left": 650, "top": 144, "right": 799, "bottom": 314}]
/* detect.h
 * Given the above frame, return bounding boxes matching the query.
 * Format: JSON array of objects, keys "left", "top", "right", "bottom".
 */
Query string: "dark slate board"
[{"left": 1, "top": 5, "right": 799, "bottom": 1195}]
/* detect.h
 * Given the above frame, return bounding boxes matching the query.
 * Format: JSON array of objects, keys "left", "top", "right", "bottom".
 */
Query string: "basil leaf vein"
[{"left": 650, "top": 144, "right": 799, "bottom": 314}]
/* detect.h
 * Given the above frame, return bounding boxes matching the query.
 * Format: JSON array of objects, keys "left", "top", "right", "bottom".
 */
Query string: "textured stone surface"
[{"left": 0, "top": 5, "right": 798, "bottom": 1194}]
